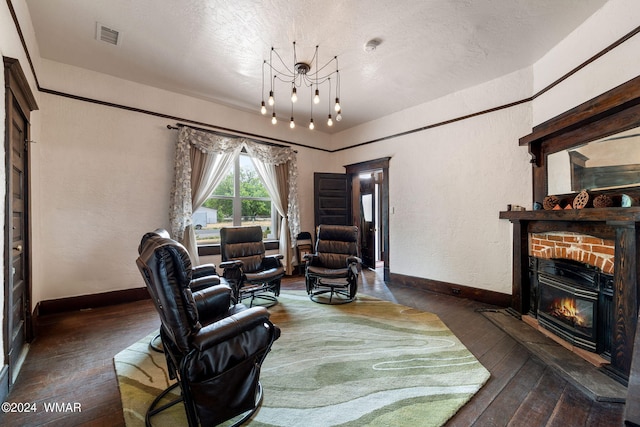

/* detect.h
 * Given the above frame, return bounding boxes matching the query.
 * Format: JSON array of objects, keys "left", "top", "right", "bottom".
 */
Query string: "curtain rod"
[{"left": 167, "top": 122, "right": 297, "bottom": 152}]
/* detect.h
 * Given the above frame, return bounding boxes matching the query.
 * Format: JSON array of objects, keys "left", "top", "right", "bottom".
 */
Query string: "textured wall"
[
  {"left": 33, "top": 76, "right": 332, "bottom": 300},
  {"left": 333, "top": 69, "right": 532, "bottom": 294}
]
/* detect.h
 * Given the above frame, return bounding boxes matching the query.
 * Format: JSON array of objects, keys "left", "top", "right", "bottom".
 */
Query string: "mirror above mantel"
[
  {"left": 519, "top": 75, "right": 640, "bottom": 204},
  {"left": 547, "top": 127, "right": 640, "bottom": 195}
]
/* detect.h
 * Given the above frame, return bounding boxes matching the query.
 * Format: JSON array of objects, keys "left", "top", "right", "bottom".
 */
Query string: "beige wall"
[
  {"left": 331, "top": 69, "right": 532, "bottom": 293},
  {"left": 33, "top": 63, "right": 333, "bottom": 301}
]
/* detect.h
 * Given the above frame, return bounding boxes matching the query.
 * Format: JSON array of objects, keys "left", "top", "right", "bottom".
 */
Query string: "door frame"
[
  {"left": 346, "top": 157, "right": 390, "bottom": 282},
  {"left": 3, "top": 57, "right": 38, "bottom": 399}
]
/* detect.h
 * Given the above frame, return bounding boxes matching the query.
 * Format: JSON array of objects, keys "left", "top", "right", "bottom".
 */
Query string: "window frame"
[{"left": 195, "top": 152, "right": 279, "bottom": 250}]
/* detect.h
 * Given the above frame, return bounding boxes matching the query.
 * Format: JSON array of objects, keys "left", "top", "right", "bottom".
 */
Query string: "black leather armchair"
[
  {"left": 138, "top": 229, "right": 221, "bottom": 292},
  {"left": 219, "top": 226, "right": 285, "bottom": 307},
  {"left": 136, "top": 231, "right": 280, "bottom": 426},
  {"left": 305, "top": 224, "right": 362, "bottom": 304},
  {"left": 138, "top": 229, "right": 226, "bottom": 352}
]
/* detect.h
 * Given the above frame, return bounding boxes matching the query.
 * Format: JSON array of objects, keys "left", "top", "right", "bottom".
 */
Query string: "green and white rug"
[{"left": 114, "top": 292, "right": 490, "bottom": 426}]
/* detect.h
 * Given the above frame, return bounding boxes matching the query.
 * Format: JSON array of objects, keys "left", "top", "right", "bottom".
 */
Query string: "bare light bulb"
[
  {"left": 290, "top": 117, "right": 295, "bottom": 129},
  {"left": 334, "top": 97, "right": 341, "bottom": 112},
  {"left": 309, "top": 118, "right": 314, "bottom": 130},
  {"left": 268, "top": 91, "right": 274, "bottom": 106},
  {"left": 260, "top": 101, "right": 267, "bottom": 115},
  {"left": 313, "top": 89, "right": 320, "bottom": 104},
  {"left": 336, "top": 111, "right": 342, "bottom": 122},
  {"left": 291, "top": 87, "right": 298, "bottom": 103},
  {"left": 327, "top": 115, "right": 333, "bottom": 126},
  {"left": 271, "top": 113, "right": 277, "bottom": 125}
]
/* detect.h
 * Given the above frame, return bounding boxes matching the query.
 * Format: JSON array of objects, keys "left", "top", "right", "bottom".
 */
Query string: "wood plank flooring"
[{"left": 0, "top": 270, "right": 625, "bottom": 426}]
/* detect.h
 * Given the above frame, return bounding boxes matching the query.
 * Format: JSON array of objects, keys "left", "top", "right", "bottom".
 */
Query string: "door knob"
[{"left": 14, "top": 245, "right": 22, "bottom": 252}]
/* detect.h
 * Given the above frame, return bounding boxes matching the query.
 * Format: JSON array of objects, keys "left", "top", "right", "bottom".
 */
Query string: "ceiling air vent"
[{"left": 96, "top": 23, "right": 121, "bottom": 46}]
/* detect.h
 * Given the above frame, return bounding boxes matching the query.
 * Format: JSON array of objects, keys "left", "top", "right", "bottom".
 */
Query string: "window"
[{"left": 194, "top": 153, "right": 276, "bottom": 244}]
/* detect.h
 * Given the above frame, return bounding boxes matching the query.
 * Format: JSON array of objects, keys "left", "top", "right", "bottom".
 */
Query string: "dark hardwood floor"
[{"left": 0, "top": 270, "right": 625, "bottom": 426}]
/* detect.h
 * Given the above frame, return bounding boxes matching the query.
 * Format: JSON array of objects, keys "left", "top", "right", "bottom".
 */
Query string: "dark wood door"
[
  {"left": 314, "top": 173, "right": 352, "bottom": 227},
  {"left": 360, "top": 176, "right": 376, "bottom": 268},
  {"left": 4, "top": 58, "right": 37, "bottom": 392},
  {"left": 7, "top": 98, "right": 30, "bottom": 383}
]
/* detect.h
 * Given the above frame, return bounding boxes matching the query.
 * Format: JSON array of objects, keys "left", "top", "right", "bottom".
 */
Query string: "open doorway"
[
  {"left": 346, "top": 158, "right": 390, "bottom": 282},
  {"left": 359, "top": 171, "right": 382, "bottom": 269}
]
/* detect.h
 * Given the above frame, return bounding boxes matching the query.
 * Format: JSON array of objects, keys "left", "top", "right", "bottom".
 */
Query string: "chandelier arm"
[
  {"left": 307, "top": 57, "right": 339, "bottom": 78},
  {"left": 293, "top": 41, "right": 297, "bottom": 69},
  {"left": 269, "top": 49, "right": 273, "bottom": 91},
  {"left": 310, "top": 45, "right": 318, "bottom": 71},
  {"left": 265, "top": 63, "right": 295, "bottom": 80},
  {"left": 306, "top": 74, "right": 335, "bottom": 85},
  {"left": 273, "top": 74, "right": 298, "bottom": 84},
  {"left": 270, "top": 47, "right": 296, "bottom": 76},
  {"left": 261, "top": 61, "right": 265, "bottom": 100}
]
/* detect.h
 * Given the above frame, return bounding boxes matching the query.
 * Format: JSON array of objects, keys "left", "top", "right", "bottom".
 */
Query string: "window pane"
[
  {"left": 193, "top": 198, "right": 233, "bottom": 245},
  {"left": 241, "top": 200, "right": 274, "bottom": 239},
  {"left": 203, "top": 198, "right": 232, "bottom": 222},
  {"left": 195, "top": 154, "right": 278, "bottom": 245},
  {"left": 241, "top": 200, "right": 271, "bottom": 220},
  {"left": 212, "top": 168, "right": 234, "bottom": 197},
  {"left": 239, "top": 156, "right": 269, "bottom": 198}
]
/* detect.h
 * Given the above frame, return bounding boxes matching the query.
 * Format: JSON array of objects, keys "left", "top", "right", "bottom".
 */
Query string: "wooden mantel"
[{"left": 500, "top": 207, "right": 640, "bottom": 383}]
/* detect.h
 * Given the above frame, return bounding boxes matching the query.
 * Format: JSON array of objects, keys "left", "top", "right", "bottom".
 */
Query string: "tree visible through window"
[{"left": 193, "top": 153, "right": 276, "bottom": 244}]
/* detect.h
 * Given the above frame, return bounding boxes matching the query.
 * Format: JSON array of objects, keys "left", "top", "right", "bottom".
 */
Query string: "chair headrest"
[
  {"left": 317, "top": 225, "right": 358, "bottom": 243},
  {"left": 138, "top": 228, "right": 171, "bottom": 254},
  {"left": 220, "top": 226, "right": 263, "bottom": 244},
  {"left": 296, "top": 231, "right": 312, "bottom": 240}
]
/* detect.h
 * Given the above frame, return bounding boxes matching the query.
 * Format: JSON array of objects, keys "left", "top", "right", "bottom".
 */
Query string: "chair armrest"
[
  {"left": 192, "top": 263, "right": 217, "bottom": 279},
  {"left": 190, "top": 275, "right": 221, "bottom": 292},
  {"left": 192, "top": 306, "right": 272, "bottom": 351},
  {"left": 220, "top": 260, "right": 244, "bottom": 283},
  {"left": 262, "top": 254, "right": 284, "bottom": 269},
  {"left": 192, "top": 285, "right": 232, "bottom": 322},
  {"left": 219, "top": 260, "right": 243, "bottom": 270},
  {"left": 305, "top": 254, "right": 320, "bottom": 266},
  {"left": 347, "top": 256, "right": 362, "bottom": 265}
]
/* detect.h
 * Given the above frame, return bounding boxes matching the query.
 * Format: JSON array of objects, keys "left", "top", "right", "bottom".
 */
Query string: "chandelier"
[{"left": 261, "top": 42, "right": 342, "bottom": 130}]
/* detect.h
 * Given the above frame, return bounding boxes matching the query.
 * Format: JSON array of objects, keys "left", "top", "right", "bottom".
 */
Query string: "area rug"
[{"left": 114, "top": 292, "right": 490, "bottom": 426}]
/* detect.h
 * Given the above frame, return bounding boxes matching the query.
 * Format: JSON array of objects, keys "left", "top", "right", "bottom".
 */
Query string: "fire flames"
[{"left": 548, "top": 297, "right": 589, "bottom": 327}]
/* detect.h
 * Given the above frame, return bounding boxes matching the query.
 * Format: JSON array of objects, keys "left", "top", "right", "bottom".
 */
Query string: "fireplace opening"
[{"left": 530, "top": 257, "right": 614, "bottom": 357}]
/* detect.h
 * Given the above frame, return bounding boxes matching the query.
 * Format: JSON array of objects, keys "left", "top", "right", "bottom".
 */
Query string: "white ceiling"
[{"left": 25, "top": 0, "right": 609, "bottom": 133}]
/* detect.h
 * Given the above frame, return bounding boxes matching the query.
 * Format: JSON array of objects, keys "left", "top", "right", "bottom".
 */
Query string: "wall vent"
[{"left": 96, "top": 23, "right": 120, "bottom": 45}]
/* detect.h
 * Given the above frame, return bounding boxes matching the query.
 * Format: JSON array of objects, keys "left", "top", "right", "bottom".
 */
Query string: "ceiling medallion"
[{"left": 261, "top": 42, "right": 341, "bottom": 130}]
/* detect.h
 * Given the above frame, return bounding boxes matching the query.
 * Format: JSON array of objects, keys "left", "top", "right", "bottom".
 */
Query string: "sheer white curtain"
[
  {"left": 169, "top": 126, "right": 243, "bottom": 263},
  {"left": 245, "top": 141, "right": 300, "bottom": 274}
]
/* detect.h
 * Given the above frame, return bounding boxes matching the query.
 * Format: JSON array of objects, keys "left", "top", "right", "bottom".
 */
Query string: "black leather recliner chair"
[
  {"left": 219, "top": 226, "right": 285, "bottom": 307},
  {"left": 305, "top": 224, "right": 362, "bottom": 304},
  {"left": 138, "top": 229, "right": 221, "bottom": 292},
  {"left": 136, "top": 231, "right": 280, "bottom": 426},
  {"left": 138, "top": 229, "right": 225, "bottom": 352}
]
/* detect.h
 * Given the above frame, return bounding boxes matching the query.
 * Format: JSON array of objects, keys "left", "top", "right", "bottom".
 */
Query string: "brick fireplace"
[
  {"left": 527, "top": 232, "right": 616, "bottom": 359},
  {"left": 530, "top": 232, "right": 614, "bottom": 275},
  {"left": 500, "top": 208, "right": 640, "bottom": 384},
  {"left": 504, "top": 75, "right": 640, "bottom": 388},
  {"left": 526, "top": 231, "right": 619, "bottom": 364}
]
